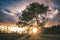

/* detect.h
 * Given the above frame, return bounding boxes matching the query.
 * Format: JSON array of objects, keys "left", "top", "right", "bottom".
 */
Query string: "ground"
[{"left": 0, "top": 33, "right": 60, "bottom": 40}]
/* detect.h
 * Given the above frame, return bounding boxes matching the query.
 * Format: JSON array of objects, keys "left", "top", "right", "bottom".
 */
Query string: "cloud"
[
  {"left": 4, "top": 9, "right": 11, "bottom": 13},
  {"left": 53, "top": 0, "right": 60, "bottom": 8},
  {"left": 0, "top": 0, "right": 60, "bottom": 26},
  {"left": 0, "top": 10, "right": 17, "bottom": 24},
  {"left": 45, "top": 12, "right": 60, "bottom": 27},
  {"left": 53, "top": 13, "right": 60, "bottom": 22}
]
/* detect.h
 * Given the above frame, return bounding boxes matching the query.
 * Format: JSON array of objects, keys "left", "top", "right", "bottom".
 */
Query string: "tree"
[
  {"left": 18, "top": 2, "right": 49, "bottom": 27},
  {"left": 44, "top": 25, "right": 60, "bottom": 34}
]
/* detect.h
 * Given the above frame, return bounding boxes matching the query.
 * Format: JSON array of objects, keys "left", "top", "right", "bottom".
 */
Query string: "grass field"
[{"left": 0, "top": 33, "right": 60, "bottom": 40}]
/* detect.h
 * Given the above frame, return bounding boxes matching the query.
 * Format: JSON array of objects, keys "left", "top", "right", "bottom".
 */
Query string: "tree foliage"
[
  {"left": 22, "top": 2, "right": 49, "bottom": 22},
  {"left": 17, "top": 2, "right": 49, "bottom": 27},
  {"left": 44, "top": 25, "right": 60, "bottom": 34}
]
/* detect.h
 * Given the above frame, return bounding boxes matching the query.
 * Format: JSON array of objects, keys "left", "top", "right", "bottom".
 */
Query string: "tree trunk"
[{"left": 35, "top": 13, "right": 39, "bottom": 26}]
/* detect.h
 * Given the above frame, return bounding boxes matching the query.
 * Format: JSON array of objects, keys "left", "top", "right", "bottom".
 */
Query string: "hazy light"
[
  {"left": 9, "top": 27, "right": 17, "bottom": 32},
  {"left": 54, "top": 9, "right": 59, "bottom": 15},
  {"left": 32, "top": 27, "right": 37, "bottom": 33},
  {"left": 49, "top": 14, "right": 54, "bottom": 18},
  {"left": 0, "top": 25, "right": 42, "bottom": 35}
]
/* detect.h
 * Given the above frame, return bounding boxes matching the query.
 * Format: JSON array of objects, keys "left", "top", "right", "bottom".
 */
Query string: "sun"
[{"left": 32, "top": 27, "right": 38, "bottom": 33}]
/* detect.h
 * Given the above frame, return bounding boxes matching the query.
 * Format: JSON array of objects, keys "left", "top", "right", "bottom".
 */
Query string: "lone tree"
[{"left": 17, "top": 2, "right": 49, "bottom": 27}]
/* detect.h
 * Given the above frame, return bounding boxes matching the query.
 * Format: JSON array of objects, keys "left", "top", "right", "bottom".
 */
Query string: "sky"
[{"left": 0, "top": 0, "right": 60, "bottom": 27}]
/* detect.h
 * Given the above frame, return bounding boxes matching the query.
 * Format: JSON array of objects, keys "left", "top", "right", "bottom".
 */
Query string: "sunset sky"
[{"left": 0, "top": 0, "right": 60, "bottom": 27}]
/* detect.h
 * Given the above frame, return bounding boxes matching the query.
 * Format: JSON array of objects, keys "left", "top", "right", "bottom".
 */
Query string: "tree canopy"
[
  {"left": 17, "top": 2, "right": 49, "bottom": 27},
  {"left": 22, "top": 2, "right": 49, "bottom": 23}
]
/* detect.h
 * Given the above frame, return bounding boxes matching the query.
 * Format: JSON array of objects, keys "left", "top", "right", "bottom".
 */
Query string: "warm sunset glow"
[
  {"left": 54, "top": 9, "right": 59, "bottom": 15},
  {"left": 9, "top": 27, "right": 17, "bottom": 32},
  {"left": 0, "top": 24, "right": 43, "bottom": 35},
  {"left": 49, "top": 14, "right": 54, "bottom": 18},
  {"left": 32, "top": 27, "right": 37, "bottom": 33}
]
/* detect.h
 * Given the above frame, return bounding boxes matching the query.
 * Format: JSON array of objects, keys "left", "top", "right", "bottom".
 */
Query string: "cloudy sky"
[{"left": 0, "top": 0, "right": 60, "bottom": 27}]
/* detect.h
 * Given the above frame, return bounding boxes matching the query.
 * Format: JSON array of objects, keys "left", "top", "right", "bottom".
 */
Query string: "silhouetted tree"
[
  {"left": 20, "top": 2, "right": 49, "bottom": 27},
  {"left": 44, "top": 25, "right": 60, "bottom": 34}
]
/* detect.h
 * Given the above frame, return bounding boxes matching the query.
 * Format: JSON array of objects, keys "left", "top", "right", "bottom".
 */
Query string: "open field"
[{"left": 0, "top": 33, "right": 60, "bottom": 40}]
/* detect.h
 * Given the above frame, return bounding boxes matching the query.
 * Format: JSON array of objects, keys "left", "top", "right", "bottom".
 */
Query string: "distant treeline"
[{"left": 44, "top": 25, "right": 60, "bottom": 34}]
